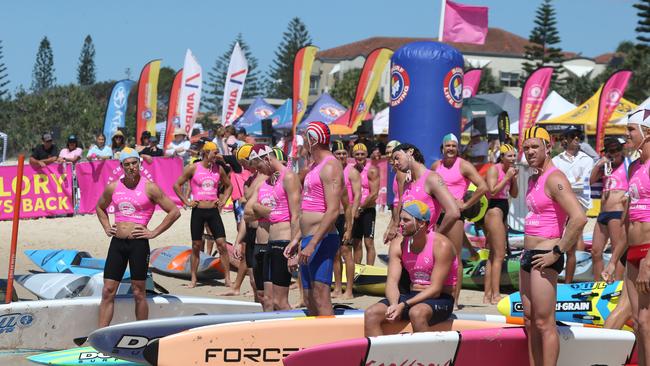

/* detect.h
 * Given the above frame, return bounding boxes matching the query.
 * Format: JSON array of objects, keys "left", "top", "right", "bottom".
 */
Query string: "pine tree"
[
  {"left": 476, "top": 67, "right": 503, "bottom": 94},
  {"left": 266, "top": 17, "right": 312, "bottom": 99},
  {"left": 31, "top": 36, "right": 56, "bottom": 92},
  {"left": 634, "top": 0, "right": 650, "bottom": 45},
  {"left": 0, "top": 40, "right": 9, "bottom": 99},
  {"left": 77, "top": 35, "right": 96, "bottom": 85},
  {"left": 521, "top": 0, "right": 564, "bottom": 82},
  {"left": 203, "top": 34, "right": 263, "bottom": 114}
]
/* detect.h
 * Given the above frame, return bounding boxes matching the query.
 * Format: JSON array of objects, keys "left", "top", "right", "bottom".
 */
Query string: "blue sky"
[{"left": 0, "top": 0, "right": 638, "bottom": 93}]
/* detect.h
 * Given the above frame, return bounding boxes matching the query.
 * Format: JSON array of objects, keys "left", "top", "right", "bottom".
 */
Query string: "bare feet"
[
  {"left": 339, "top": 292, "right": 354, "bottom": 300},
  {"left": 490, "top": 295, "right": 503, "bottom": 305},
  {"left": 292, "top": 301, "right": 305, "bottom": 309},
  {"left": 332, "top": 290, "right": 342, "bottom": 298},
  {"left": 483, "top": 295, "right": 491, "bottom": 304},
  {"left": 218, "top": 288, "right": 241, "bottom": 296},
  {"left": 185, "top": 281, "right": 197, "bottom": 289}
]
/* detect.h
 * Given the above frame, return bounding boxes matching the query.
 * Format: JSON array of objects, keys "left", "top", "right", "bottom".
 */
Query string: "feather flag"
[
  {"left": 291, "top": 45, "right": 319, "bottom": 157},
  {"left": 179, "top": 49, "right": 202, "bottom": 136},
  {"left": 164, "top": 69, "right": 183, "bottom": 149},
  {"left": 222, "top": 42, "right": 249, "bottom": 126},
  {"left": 136, "top": 59, "right": 161, "bottom": 142},
  {"left": 517, "top": 66, "right": 553, "bottom": 159},
  {"left": 348, "top": 48, "right": 393, "bottom": 131},
  {"left": 103, "top": 80, "right": 135, "bottom": 147},
  {"left": 596, "top": 70, "right": 632, "bottom": 153},
  {"left": 462, "top": 68, "right": 482, "bottom": 98},
  {"left": 439, "top": 0, "right": 488, "bottom": 45}
]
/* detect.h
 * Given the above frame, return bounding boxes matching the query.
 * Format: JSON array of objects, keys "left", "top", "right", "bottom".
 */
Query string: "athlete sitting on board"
[{"left": 364, "top": 200, "right": 457, "bottom": 336}]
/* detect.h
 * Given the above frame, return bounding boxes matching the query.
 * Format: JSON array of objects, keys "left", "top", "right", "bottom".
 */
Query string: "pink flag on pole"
[
  {"left": 462, "top": 68, "right": 482, "bottom": 98},
  {"left": 517, "top": 66, "right": 554, "bottom": 159},
  {"left": 596, "top": 70, "right": 632, "bottom": 154},
  {"left": 442, "top": 0, "right": 488, "bottom": 45}
]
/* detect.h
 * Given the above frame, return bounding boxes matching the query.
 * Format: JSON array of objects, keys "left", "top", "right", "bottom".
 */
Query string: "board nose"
[{"left": 143, "top": 338, "right": 159, "bottom": 366}]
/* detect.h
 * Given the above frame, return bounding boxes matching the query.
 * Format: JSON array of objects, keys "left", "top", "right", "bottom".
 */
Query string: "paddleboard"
[
  {"left": 88, "top": 308, "right": 362, "bottom": 363},
  {"left": 149, "top": 246, "right": 224, "bottom": 280},
  {"left": 334, "top": 264, "right": 387, "bottom": 296},
  {"left": 559, "top": 250, "right": 612, "bottom": 282},
  {"left": 24, "top": 249, "right": 134, "bottom": 278},
  {"left": 497, "top": 280, "right": 624, "bottom": 327},
  {"left": 16, "top": 272, "right": 155, "bottom": 300},
  {"left": 462, "top": 255, "right": 520, "bottom": 290},
  {"left": 283, "top": 326, "right": 635, "bottom": 366},
  {"left": 27, "top": 347, "right": 138, "bottom": 365},
  {"left": 0, "top": 295, "right": 261, "bottom": 350},
  {"left": 143, "top": 315, "right": 517, "bottom": 366}
]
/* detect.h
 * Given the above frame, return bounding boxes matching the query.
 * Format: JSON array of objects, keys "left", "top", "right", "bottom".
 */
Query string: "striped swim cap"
[
  {"left": 306, "top": 121, "right": 331, "bottom": 145},
  {"left": 272, "top": 147, "right": 286, "bottom": 162},
  {"left": 499, "top": 144, "right": 515, "bottom": 153},
  {"left": 628, "top": 109, "right": 650, "bottom": 128},
  {"left": 352, "top": 143, "right": 368, "bottom": 152},
  {"left": 523, "top": 126, "right": 550, "bottom": 142},
  {"left": 249, "top": 144, "right": 273, "bottom": 160},
  {"left": 331, "top": 140, "right": 346, "bottom": 153},
  {"left": 236, "top": 144, "right": 253, "bottom": 161},
  {"left": 402, "top": 200, "right": 431, "bottom": 222}
]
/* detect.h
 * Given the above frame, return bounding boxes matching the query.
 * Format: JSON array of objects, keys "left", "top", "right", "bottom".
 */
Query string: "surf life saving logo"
[
  {"left": 201, "top": 178, "right": 216, "bottom": 191},
  {"left": 142, "top": 109, "right": 153, "bottom": 121},
  {"left": 390, "top": 64, "right": 410, "bottom": 107},
  {"left": 319, "top": 104, "right": 345, "bottom": 120},
  {"left": 443, "top": 67, "right": 464, "bottom": 109},
  {"left": 0, "top": 312, "right": 34, "bottom": 334},
  {"left": 296, "top": 99, "right": 305, "bottom": 114},
  {"left": 254, "top": 107, "right": 274, "bottom": 119}
]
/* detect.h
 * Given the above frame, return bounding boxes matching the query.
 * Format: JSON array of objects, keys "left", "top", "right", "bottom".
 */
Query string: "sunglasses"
[{"left": 606, "top": 146, "right": 623, "bottom": 154}]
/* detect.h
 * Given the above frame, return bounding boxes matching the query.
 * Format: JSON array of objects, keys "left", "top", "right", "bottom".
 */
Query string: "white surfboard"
[{"left": 0, "top": 295, "right": 261, "bottom": 350}]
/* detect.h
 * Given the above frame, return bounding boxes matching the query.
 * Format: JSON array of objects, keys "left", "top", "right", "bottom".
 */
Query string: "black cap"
[
  {"left": 149, "top": 135, "right": 159, "bottom": 143},
  {"left": 562, "top": 125, "right": 582, "bottom": 137},
  {"left": 237, "top": 127, "right": 247, "bottom": 135},
  {"left": 42, "top": 133, "right": 53, "bottom": 141},
  {"left": 141, "top": 131, "right": 152, "bottom": 138},
  {"left": 67, "top": 134, "right": 78, "bottom": 143}
]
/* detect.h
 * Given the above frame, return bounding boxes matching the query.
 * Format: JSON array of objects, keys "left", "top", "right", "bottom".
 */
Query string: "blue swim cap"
[
  {"left": 402, "top": 200, "right": 431, "bottom": 222},
  {"left": 442, "top": 133, "right": 459, "bottom": 144},
  {"left": 119, "top": 147, "right": 140, "bottom": 163}
]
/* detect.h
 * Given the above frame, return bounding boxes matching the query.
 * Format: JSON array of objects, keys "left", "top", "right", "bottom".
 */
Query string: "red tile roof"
[
  {"left": 317, "top": 28, "right": 536, "bottom": 60},
  {"left": 594, "top": 52, "right": 620, "bottom": 64}
]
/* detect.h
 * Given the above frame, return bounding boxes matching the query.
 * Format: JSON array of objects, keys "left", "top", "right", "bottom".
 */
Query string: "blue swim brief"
[{"left": 299, "top": 233, "right": 340, "bottom": 289}]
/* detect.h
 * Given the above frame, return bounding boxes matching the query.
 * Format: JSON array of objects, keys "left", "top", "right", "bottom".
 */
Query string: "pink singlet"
[
  {"left": 629, "top": 159, "right": 650, "bottom": 222},
  {"left": 489, "top": 163, "right": 511, "bottom": 199},
  {"left": 112, "top": 177, "right": 155, "bottom": 226},
  {"left": 190, "top": 163, "right": 220, "bottom": 201},
  {"left": 402, "top": 170, "right": 442, "bottom": 229},
  {"left": 343, "top": 164, "right": 354, "bottom": 203},
  {"left": 603, "top": 161, "right": 629, "bottom": 193},
  {"left": 302, "top": 155, "right": 336, "bottom": 213},
  {"left": 435, "top": 158, "right": 469, "bottom": 201},
  {"left": 401, "top": 231, "right": 457, "bottom": 286},
  {"left": 359, "top": 161, "right": 371, "bottom": 203},
  {"left": 524, "top": 166, "right": 568, "bottom": 238},
  {"left": 392, "top": 177, "right": 399, "bottom": 205}
]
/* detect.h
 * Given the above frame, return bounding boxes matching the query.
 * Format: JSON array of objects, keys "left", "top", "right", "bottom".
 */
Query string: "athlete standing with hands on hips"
[
  {"left": 173, "top": 142, "right": 232, "bottom": 288},
  {"left": 285, "top": 122, "right": 344, "bottom": 316},
  {"left": 520, "top": 127, "right": 587, "bottom": 366},
  {"left": 351, "top": 143, "right": 380, "bottom": 265},
  {"left": 96, "top": 148, "right": 180, "bottom": 327}
]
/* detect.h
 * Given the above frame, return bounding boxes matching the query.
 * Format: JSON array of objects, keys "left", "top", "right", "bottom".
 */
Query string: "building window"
[
  {"left": 309, "top": 75, "right": 320, "bottom": 95},
  {"left": 499, "top": 72, "right": 520, "bottom": 87}
]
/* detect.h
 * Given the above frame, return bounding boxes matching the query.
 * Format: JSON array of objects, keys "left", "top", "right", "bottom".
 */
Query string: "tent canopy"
[
  {"left": 270, "top": 99, "right": 293, "bottom": 130},
  {"left": 537, "top": 87, "right": 637, "bottom": 135},
  {"left": 235, "top": 97, "right": 276, "bottom": 135},
  {"left": 297, "top": 93, "right": 347, "bottom": 130},
  {"left": 535, "top": 91, "right": 576, "bottom": 122}
]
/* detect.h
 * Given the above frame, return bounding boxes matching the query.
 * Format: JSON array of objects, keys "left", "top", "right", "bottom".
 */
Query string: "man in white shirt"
[
  {"left": 165, "top": 128, "right": 191, "bottom": 164},
  {"left": 551, "top": 126, "right": 594, "bottom": 283},
  {"left": 275, "top": 133, "right": 304, "bottom": 158},
  {"left": 465, "top": 129, "right": 488, "bottom": 164}
]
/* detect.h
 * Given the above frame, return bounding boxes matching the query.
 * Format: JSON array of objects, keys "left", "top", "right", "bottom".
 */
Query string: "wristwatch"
[
  {"left": 552, "top": 245, "right": 564, "bottom": 256},
  {"left": 401, "top": 301, "right": 411, "bottom": 311}
]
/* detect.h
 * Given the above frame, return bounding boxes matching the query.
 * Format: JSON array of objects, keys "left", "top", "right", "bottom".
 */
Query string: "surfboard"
[
  {"left": 149, "top": 246, "right": 224, "bottom": 280},
  {"left": 462, "top": 255, "right": 520, "bottom": 290},
  {"left": 282, "top": 326, "right": 635, "bottom": 366},
  {"left": 333, "top": 264, "right": 387, "bottom": 296},
  {"left": 0, "top": 295, "right": 261, "bottom": 351},
  {"left": 27, "top": 347, "right": 138, "bottom": 365},
  {"left": 497, "top": 281, "right": 625, "bottom": 327},
  {"left": 143, "top": 315, "right": 518, "bottom": 366},
  {"left": 16, "top": 272, "right": 155, "bottom": 300},
  {"left": 88, "top": 308, "right": 362, "bottom": 364},
  {"left": 24, "top": 249, "right": 134, "bottom": 278},
  {"left": 559, "top": 250, "right": 612, "bottom": 283}
]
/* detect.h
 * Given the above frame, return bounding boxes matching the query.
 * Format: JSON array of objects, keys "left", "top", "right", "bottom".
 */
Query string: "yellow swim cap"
[
  {"left": 236, "top": 143, "right": 253, "bottom": 161},
  {"left": 499, "top": 144, "right": 515, "bottom": 153},
  {"left": 353, "top": 143, "right": 368, "bottom": 152},
  {"left": 202, "top": 141, "right": 217, "bottom": 151},
  {"left": 523, "top": 126, "right": 550, "bottom": 143}
]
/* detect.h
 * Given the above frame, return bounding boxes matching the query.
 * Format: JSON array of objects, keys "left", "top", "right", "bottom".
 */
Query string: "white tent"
[
  {"left": 373, "top": 107, "right": 389, "bottom": 135},
  {"left": 535, "top": 91, "right": 577, "bottom": 123},
  {"left": 612, "top": 95, "right": 650, "bottom": 126}
]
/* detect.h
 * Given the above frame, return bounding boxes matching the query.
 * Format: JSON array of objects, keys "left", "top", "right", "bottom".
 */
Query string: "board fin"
[{"left": 73, "top": 336, "right": 87, "bottom": 346}]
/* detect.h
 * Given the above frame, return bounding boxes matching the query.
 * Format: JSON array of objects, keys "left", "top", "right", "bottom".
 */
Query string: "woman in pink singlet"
[
  {"left": 173, "top": 142, "right": 233, "bottom": 288},
  {"left": 590, "top": 137, "right": 630, "bottom": 282},
  {"left": 431, "top": 133, "right": 488, "bottom": 308},
  {"left": 96, "top": 148, "right": 180, "bottom": 327},
  {"left": 622, "top": 109, "right": 650, "bottom": 365},
  {"left": 483, "top": 143, "right": 518, "bottom": 304},
  {"left": 520, "top": 127, "right": 587, "bottom": 366}
]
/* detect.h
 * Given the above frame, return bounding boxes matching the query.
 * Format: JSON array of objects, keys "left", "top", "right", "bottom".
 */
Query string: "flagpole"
[{"left": 438, "top": 0, "right": 446, "bottom": 41}]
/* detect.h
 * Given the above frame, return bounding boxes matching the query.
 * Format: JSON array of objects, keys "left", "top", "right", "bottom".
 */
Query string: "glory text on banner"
[
  {"left": 0, "top": 163, "right": 73, "bottom": 220},
  {"left": 75, "top": 157, "right": 184, "bottom": 214}
]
